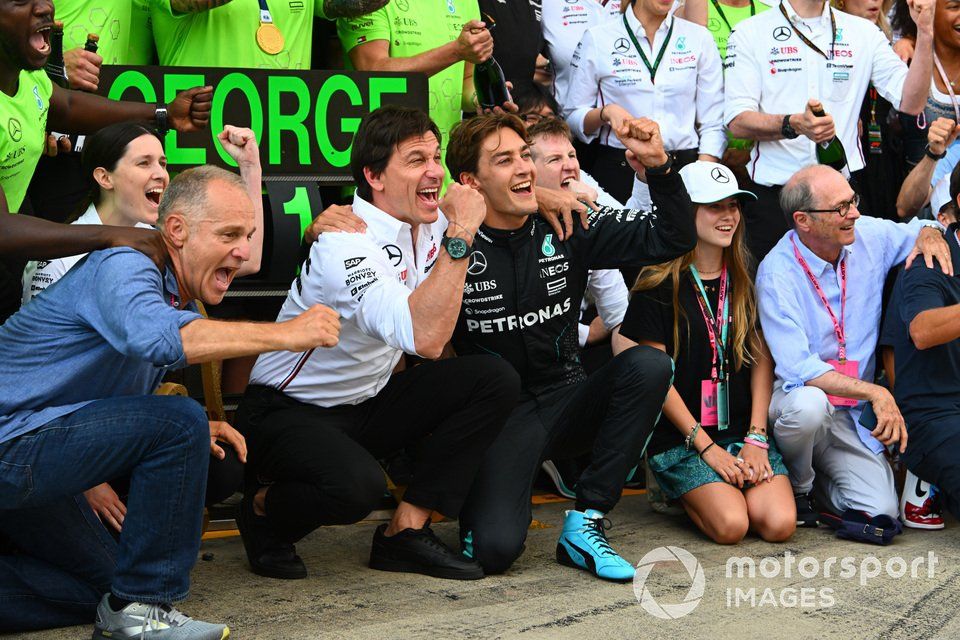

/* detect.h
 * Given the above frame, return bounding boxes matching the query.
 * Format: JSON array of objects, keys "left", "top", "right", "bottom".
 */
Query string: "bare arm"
[
  {"left": 322, "top": 0, "right": 390, "bottom": 18},
  {"left": 406, "top": 184, "right": 486, "bottom": 359},
  {"left": 348, "top": 20, "right": 492, "bottom": 76},
  {"left": 216, "top": 126, "right": 264, "bottom": 276},
  {"left": 896, "top": 156, "right": 936, "bottom": 219},
  {"left": 899, "top": 0, "right": 934, "bottom": 116},
  {"left": 48, "top": 84, "right": 212, "bottom": 134},
  {"left": 807, "top": 370, "right": 907, "bottom": 451},
  {"left": 180, "top": 305, "right": 340, "bottom": 364},
  {"left": 909, "top": 304, "right": 960, "bottom": 349},
  {"left": 749, "top": 335, "right": 774, "bottom": 431}
]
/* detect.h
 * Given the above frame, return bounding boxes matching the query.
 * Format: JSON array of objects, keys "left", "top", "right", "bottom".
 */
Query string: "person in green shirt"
[
  {"left": 151, "top": 0, "right": 389, "bottom": 69},
  {"left": 337, "top": 0, "right": 493, "bottom": 175},
  {"left": 129, "top": 0, "right": 158, "bottom": 65},
  {"left": 56, "top": 0, "right": 131, "bottom": 94}
]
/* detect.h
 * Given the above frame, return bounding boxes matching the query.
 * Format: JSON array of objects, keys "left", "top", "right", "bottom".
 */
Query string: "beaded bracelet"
[
  {"left": 743, "top": 438, "right": 769, "bottom": 450},
  {"left": 685, "top": 423, "right": 701, "bottom": 450}
]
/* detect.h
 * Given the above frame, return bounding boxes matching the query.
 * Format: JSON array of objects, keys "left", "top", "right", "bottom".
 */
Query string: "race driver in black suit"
[{"left": 446, "top": 113, "right": 696, "bottom": 582}]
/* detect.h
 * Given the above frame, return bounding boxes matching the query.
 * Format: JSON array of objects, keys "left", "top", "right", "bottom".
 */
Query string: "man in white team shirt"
[
  {"left": 724, "top": 0, "right": 935, "bottom": 260},
  {"left": 234, "top": 106, "right": 520, "bottom": 582}
]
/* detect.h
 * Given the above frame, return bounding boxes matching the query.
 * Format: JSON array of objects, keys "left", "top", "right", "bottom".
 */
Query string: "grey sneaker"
[{"left": 92, "top": 594, "right": 229, "bottom": 639}]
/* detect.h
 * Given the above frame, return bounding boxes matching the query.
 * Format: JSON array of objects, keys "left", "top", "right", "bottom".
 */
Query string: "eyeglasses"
[{"left": 801, "top": 193, "right": 860, "bottom": 218}]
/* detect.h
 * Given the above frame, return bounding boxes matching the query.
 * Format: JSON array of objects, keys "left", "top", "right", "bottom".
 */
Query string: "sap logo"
[
  {"left": 343, "top": 257, "right": 365, "bottom": 269},
  {"left": 540, "top": 262, "right": 570, "bottom": 277},
  {"left": 473, "top": 280, "right": 498, "bottom": 292}
]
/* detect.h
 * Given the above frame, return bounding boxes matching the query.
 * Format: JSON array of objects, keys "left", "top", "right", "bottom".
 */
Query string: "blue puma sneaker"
[{"left": 556, "top": 509, "right": 635, "bottom": 582}]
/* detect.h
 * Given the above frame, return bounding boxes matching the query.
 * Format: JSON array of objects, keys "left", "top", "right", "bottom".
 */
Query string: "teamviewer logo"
[{"left": 633, "top": 546, "right": 705, "bottom": 619}]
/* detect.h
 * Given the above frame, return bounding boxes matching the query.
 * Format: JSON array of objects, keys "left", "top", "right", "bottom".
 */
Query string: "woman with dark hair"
[
  {"left": 613, "top": 161, "right": 796, "bottom": 545},
  {"left": 21, "top": 121, "right": 263, "bottom": 533}
]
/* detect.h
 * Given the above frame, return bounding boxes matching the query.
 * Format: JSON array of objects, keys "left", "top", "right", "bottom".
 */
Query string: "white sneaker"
[
  {"left": 92, "top": 594, "right": 229, "bottom": 639},
  {"left": 900, "top": 470, "right": 945, "bottom": 530}
]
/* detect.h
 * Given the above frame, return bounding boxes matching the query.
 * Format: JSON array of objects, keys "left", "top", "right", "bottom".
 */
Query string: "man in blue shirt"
[
  {"left": 757, "top": 164, "right": 949, "bottom": 528},
  {"left": 0, "top": 166, "right": 340, "bottom": 638}
]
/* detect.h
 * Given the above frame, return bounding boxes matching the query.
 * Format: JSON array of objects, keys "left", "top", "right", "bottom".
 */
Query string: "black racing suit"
[{"left": 454, "top": 168, "right": 696, "bottom": 573}]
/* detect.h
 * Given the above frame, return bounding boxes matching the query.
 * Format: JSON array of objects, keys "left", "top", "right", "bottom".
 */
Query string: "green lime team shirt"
[
  {"left": 707, "top": 0, "right": 770, "bottom": 60},
  {"left": 0, "top": 71, "right": 52, "bottom": 213},
  {"left": 128, "top": 0, "right": 156, "bottom": 65},
  {"left": 54, "top": 0, "right": 132, "bottom": 65},
  {"left": 337, "top": 0, "right": 480, "bottom": 168},
  {"left": 151, "top": 0, "right": 327, "bottom": 68}
]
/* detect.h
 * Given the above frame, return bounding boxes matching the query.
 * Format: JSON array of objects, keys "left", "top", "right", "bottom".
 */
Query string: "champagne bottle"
[
  {"left": 84, "top": 33, "right": 99, "bottom": 53},
  {"left": 474, "top": 56, "right": 511, "bottom": 110},
  {"left": 44, "top": 21, "right": 69, "bottom": 88},
  {"left": 810, "top": 103, "right": 847, "bottom": 171}
]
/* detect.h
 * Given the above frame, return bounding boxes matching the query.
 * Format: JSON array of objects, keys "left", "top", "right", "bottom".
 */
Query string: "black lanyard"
[
  {"left": 778, "top": 2, "right": 836, "bottom": 61},
  {"left": 712, "top": 0, "right": 755, "bottom": 32},
  {"left": 622, "top": 14, "right": 675, "bottom": 84}
]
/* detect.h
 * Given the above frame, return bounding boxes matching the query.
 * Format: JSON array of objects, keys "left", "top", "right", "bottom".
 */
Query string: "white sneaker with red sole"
[{"left": 900, "top": 470, "right": 945, "bottom": 530}]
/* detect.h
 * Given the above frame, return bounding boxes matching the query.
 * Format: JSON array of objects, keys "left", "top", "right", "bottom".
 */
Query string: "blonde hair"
[
  {"left": 832, "top": 0, "right": 893, "bottom": 39},
  {"left": 632, "top": 206, "right": 759, "bottom": 370}
]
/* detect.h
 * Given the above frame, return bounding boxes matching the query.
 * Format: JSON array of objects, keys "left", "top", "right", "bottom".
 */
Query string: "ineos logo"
[
  {"left": 382, "top": 244, "right": 403, "bottom": 266},
  {"left": 773, "top": 26, "right": 792, "bottom": 41},
  {"left": 467, "top": 250, "right": 487, "bottom": 275},
  {"left": 711, "top": 167, "right": 730, "bottom": 183},
  {"left": 613, "top": 38, "right": 631, "bottom": 53}
]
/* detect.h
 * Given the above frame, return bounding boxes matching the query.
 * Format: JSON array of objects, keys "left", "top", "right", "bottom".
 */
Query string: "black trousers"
[
  {"left": 902, "top": 417, "right": 960, "bottom": 521},
  {"left": 458, "top": 346, "right": 673, "bottom": 574},
  {"left": 234, "top": 355, "right": 520, "bottom": 544},
  {"left": 742, "top": 180, "right": 788, "bottom": 264}
]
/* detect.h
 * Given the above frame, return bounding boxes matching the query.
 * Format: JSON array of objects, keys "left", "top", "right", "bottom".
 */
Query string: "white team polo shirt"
[
  {"left": 248, "top": 195, "right": 448, "bottom": 408},
  {"left": 724, "top": 0, "right": 908, "bottom": 186},
  {"left": 543, "top": 0, "right": 623, "bottom": 104},
  {"left": 562, "top": 10, "right": 725, "bottom": 158}
]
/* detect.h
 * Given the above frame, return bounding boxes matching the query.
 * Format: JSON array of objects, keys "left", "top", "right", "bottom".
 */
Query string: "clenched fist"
[
  {"left": 456, "top": 20, "right": 494, "bottom": 64},
  {"left": 440, "top": 182, "right": 486, "bottom": 238},
  {"left": 283, "top": 304, "right": 341, "bottom": 350},
  {"left": 615, "top": 118, "right": 669, "bottom": 168}
]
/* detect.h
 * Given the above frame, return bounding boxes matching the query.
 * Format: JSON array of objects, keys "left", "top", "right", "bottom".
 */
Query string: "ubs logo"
[
  {"left": 772, "top": 26, "right": 792, "bottom": 41},
  {"left": 613, "top": 38, "right": 631, "bottom": 54}
]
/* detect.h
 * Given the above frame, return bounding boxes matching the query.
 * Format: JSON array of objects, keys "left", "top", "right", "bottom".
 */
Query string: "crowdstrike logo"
[{"left": 633, "top": 546, "right": 705, "bottom": 619}]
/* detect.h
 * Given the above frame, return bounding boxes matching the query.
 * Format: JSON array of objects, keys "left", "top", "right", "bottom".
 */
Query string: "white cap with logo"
[{"left": 678, "top": 161, "right": 757, "bottom": 204}]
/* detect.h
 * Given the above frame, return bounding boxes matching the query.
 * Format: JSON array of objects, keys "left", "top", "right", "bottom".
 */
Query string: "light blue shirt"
[
  {"left": 0, "top": 248, "right": 201, "bottom": 445},
  {"left": 757, "top": 216, "right": 931, "bottom": 453},
  {"left": 931, "top": 138, "right": 960, "bottom": 188}
]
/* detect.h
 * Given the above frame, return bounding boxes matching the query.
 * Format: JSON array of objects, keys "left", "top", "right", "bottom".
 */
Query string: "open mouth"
[
  {"left": 715, "top": 224, "right": 735, "bottom": 233},
  {"left": 145, "top": 187, "right": 163, "bottom": 207},
  {"left": 214, "top": 267, "right": 237, "bottom": 292},
  {"left": 30, "top": 24, "right": 53, "bottom": 56},
  {"left": 510, "top": 180, "right": 533, "bottom": 196},
  {"left": 560, "top": 177, "right": 574, "bottom": 189},
  {"left": 416, "top": 186, "right": 439, "bottom": 206}
]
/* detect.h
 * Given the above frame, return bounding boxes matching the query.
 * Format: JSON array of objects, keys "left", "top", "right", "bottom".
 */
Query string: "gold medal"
[{"left": 256, "top": 22, "right": 284, "bottom": 55}]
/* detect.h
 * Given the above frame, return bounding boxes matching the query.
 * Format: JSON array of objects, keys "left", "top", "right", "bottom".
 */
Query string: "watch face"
[{"left": 446, "top": 236, "right": 468, "bottom": 259}]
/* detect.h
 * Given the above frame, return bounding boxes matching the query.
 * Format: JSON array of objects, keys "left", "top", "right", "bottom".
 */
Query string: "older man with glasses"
[{"left": 756, "top": 164, "right": 950, "bottom": 529}]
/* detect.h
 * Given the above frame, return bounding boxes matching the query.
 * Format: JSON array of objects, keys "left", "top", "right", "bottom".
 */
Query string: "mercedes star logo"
[
  {"left": 773, "top": 26, "right": 792, "bottom": 41},
  {"left": 613, "top": 38, "right": 631, "bottom": 54},
  {"left": 382, "top": 244, "right": 403, "bottom": 266},
  {"left": 467, "top": 250, "right": 487, "bottom": 275},
  {"left": 7, "top": 118, "right": 21, "bottom": 142},
  {"left": 710, "top": 167, "right": 730, "bottom": 183}
]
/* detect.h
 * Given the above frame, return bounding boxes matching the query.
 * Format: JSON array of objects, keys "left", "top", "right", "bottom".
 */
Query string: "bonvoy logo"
[{"left": 633, "top": 546, "right": 705, "bottom": 619}]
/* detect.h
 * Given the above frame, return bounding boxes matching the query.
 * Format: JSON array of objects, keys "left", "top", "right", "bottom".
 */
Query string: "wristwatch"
[
  {"left": 645, "top": 152, "right": 674, "bottom": 176},
  {"left": 155, "top": 104, "right": 169, "bottom": 135},
  {"left": 441, "top": 233, "right": 470, "bottom": 259},
  {"left": 781, "top": 114, "right": 800, "bottom": 140},
  {"left": 925, "top": 144, "right": 947, "bottom": 161}
]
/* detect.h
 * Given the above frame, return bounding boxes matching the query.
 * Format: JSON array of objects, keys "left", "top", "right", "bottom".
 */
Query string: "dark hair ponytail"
[{"left": 81, "top": 122, "right": 162, "bottom": 206}]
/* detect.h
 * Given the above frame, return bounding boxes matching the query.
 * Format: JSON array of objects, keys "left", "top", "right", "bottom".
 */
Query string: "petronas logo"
[{"left": 541, "top": 234, "right": 556, "bottom": 257}]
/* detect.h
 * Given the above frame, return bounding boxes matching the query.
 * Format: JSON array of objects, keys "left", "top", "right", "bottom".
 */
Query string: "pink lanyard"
[
  {"left": 792, "top": 237, "right": 848, "bottom": 362},
  {"left": 690, "top": 266, "right": 729, "bottom": 382}
]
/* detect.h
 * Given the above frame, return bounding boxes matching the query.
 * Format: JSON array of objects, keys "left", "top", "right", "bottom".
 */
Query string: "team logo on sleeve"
[{"left": 541, "top": 234, "right": 556, "bottom": 257}]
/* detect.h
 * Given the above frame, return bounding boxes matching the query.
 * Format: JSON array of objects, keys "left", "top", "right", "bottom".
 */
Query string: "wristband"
[
  {"left": 155, "top": 104, "right": 169, "bottom": 135},
  {"left": 685, "top": 422, "right": 701, "bottom": 450},
  {"left": 925, "top": 144, "right": 947, "bottom": 161},
  {"left": 743, "top": 438, "right": 769, "bottom": 450},
  {"left": 644, "top": 153, "right": 674, "bottom": 176},
  {"left": 699, "top": 441, "right": 716, "bottom": 459}
]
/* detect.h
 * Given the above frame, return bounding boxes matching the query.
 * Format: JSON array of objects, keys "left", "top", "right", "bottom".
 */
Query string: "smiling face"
[
  {"left": 636, "top": 0, "right": 675, "bottom": 19},
  {"left": 463, "top": 127, "right": 538, "bottom": 228},
  {"left": 367, "top": 132, "right": 444, "bottom": 227},
  {"left": 839, "top": 0, "right": 884, "bottom": 22},
  {"left": 531, "top": 133, "right": 580, "bottom": 192},
  {"left": 795, "top": 171, "right": 860, "bottom": 252},
  {"left": 936, "top": 0, "right": 960, "bottom": 50},
  {"left": 166, "top": 179, "right": 255, "bottom": 305},
  {"left": 96, "top": 134, "right": 168, "bottom": 226},
  {"left": 696, "top": 196, "right": 741, "bottom": 250},
  {"left": 0, "top": 0, "right": 54, "bottom": 73}
]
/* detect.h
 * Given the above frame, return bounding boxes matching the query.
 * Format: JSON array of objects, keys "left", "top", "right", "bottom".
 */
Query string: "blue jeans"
[{"left": 0, "top": 395, "right": 210, "bottom": 632}]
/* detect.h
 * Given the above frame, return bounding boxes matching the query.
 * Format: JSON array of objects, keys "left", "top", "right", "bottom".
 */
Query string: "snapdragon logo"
[{"left": 632, "top": 546, "right": 705, "bottom": 619}]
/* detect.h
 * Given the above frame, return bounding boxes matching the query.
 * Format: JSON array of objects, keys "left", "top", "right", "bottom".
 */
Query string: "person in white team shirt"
[
  {"left": 22, "top": 122, "right": 263, "bottom": 304},
  {"left": 724, "top": 0, "right": 935, "bottom": 261},
  {"left": 234, "top": 106, "right": 520, "bottom": 583},
  {"left": 562, "top": 0, "right": 725, "bottom": 206}
]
